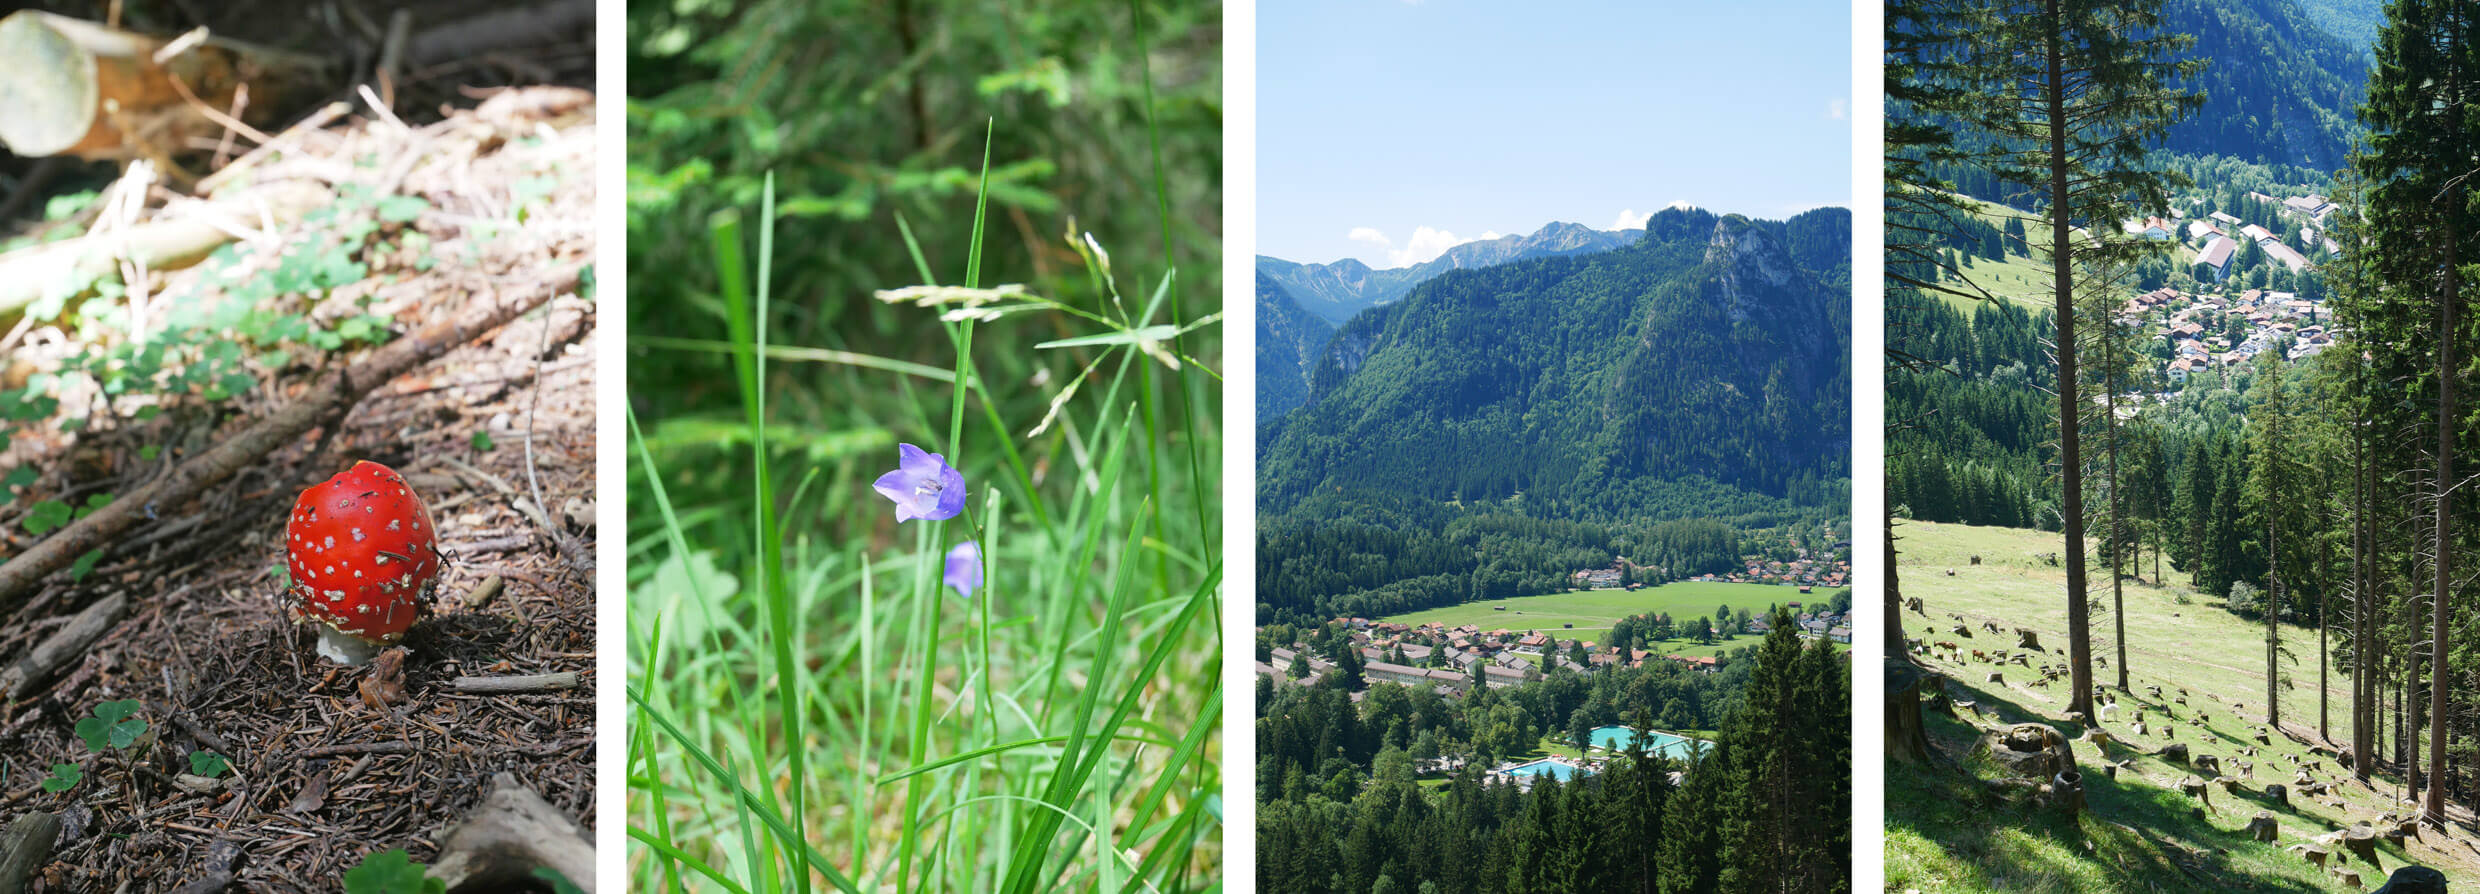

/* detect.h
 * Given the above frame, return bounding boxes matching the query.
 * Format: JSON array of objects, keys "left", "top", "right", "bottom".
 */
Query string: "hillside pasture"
[{"left": 1890, "top": 519, "right": 2480, "bottom": 891}]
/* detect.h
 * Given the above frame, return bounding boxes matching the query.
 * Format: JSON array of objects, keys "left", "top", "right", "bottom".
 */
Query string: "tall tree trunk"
[
  {"left": 2109, "top": 323, "right": 2128, "bottom": 692},
  {"left": 2319, "top": 530, "right": 2329, "bottom": 740},
  {"left": 1887, "top": 504, "right": 1906, "bottom": 659},
  {"left": 2046, "top": 0, "right": 2094, "bottom": 721},
  {"left": 2425, "top": 226, "right": 2456, "bottom": 824},
  {"left": 2354, "top": 401, "right": 2373, "bottom": 780},
  {"left": 2267, "top": 475, "right": 2280, "bottom": 727}
]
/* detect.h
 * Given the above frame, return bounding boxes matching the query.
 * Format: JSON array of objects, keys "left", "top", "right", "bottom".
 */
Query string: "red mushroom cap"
[{"left": 283, "top": 461, "right": 442, "bottom": 661}]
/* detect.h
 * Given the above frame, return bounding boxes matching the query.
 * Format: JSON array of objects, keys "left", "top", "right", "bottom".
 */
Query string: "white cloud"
[
  {"left": 1344, "top": 224, "right": 1488, "bottom": 267},
  {"left": 1610, "top": 209, "right": 1651, "bottom": 231},
  {"left": 1827, "top": 97, "right": 1848, "bottom": 120}
]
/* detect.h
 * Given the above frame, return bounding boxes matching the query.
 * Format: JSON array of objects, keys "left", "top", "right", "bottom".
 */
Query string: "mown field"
[
  {"left": 1888, "top": 519, "right": 2479, "bottom": 892},
  {"left": 1377, "top": 580, "right": 1848, "bottom": 657}
]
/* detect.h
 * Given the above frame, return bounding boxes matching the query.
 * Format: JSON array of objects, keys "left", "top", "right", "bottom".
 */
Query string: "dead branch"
[
  {"left": 0, "top": 264, "right": 585, "bottom": 613},
  {"left": 285, "top": 741, "right": 413, "bottom": 762},
  {"left": 0, "top": 593, "right": 128, "bottom": 699},
  {"left": 0, "top": 181, "right": 327, "bottom": 318},
  {"left": 449, "top": 672, "right": 576, "bottom": 694}
]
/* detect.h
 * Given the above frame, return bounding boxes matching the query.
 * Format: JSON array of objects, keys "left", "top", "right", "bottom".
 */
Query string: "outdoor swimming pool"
[
  {"left": 1589, "top": 726, "right": 1707, "bottom": 761},
  {"left": 1502, "top": 758, "right": 1586, "bottom": 780}
]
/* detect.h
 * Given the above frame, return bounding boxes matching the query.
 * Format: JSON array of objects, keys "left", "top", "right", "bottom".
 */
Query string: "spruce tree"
[
  {"left": 2356, "top": 0, "right": 2480, "bottom": 825},
  {"left": 1960, "top": 0, "right": 2202, "bottom": 719}
]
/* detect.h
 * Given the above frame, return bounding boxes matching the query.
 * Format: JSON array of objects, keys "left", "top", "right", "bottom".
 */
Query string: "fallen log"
[
  {"left": 427, "top": 772, "right": 593, "bottom": 892},
  {"left": 0, "top": 264, "right": 584, "bottom": 612},
  {"left": 0, "top": 11, "right": 323, "bottom": 161},
  {"left": 0, "top": 812, "right": 60, "bottom": 894}
]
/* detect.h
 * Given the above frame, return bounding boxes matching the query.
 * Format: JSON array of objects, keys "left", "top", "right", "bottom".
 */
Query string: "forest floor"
[
  {"left": 1887, "top": 519, "right": 2480, "bottom": 892},
  {"left": 0, "top": 89, "right": 595, "bottom": 890}
]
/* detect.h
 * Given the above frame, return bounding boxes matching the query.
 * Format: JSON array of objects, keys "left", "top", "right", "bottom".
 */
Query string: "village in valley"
[
  {"left": 1256, "top": 561, "right": 1851, "bottom": 789},
  {"left": 2118, "top": 188, "right": 2347, "bottom": 386}
]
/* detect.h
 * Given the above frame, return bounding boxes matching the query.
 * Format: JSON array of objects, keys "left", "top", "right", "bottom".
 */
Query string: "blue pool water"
[
  {"left": 1503, "top": 758, "right": 1584, "bottom": 780},
  {"left": 1589, "top": 726, "right": 1706, "bottom": 761}
]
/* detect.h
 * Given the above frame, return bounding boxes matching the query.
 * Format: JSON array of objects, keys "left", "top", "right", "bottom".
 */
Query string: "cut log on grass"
[
  {"left": 427, "top": 772, "right": 593, "bottom": 893},
  {"left": 0, "top": 812, "right": 60, "bottom": 894},
  {"left": 0, "top": 264, "right": 584, "bottom": 614},
  {"left": 2246, "top": 812, "right": 2278, "bottom": 842},
  {"left": 0, "top": 181, "right": 327, "bottom": 320},
  {"left": 449, "top": 672, "right": 578, "bottom": 694},
  {"left": 0, "top": 11, "right": 322, "bottom": 162},
  {"left": 0, "top": 592, "right": 125, "bottom": 698}
]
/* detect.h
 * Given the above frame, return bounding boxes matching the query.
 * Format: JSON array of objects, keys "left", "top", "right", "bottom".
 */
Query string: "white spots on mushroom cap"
[
  {"left": 387, "top": 519, "right": 401, "bottom": 532},
  {"left": 352, "top": 527, "right": 365, "bottom": 542},
  {"left": 323, "top": 535, "right": 335, "bottom": 549}
]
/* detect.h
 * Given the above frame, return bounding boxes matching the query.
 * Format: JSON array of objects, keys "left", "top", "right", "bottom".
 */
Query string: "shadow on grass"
[{"left": 1888, "top": 678, "right": 2354, "bottom": 893}]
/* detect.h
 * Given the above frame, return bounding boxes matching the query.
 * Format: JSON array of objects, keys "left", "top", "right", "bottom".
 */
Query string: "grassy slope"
[
  {"left": 1934, "top": 194, "right": 2186, "bottom": 312},
  {"left": 1375, "top": 581, "right": 1849, "bottom": 656},
  {"left": 1888, "top": 519, "right": 2480, "bottom": 892}
]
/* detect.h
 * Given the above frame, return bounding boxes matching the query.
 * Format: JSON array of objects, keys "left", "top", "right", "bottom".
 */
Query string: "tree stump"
[
  {"left": 2335, "top": 868, "right": 2364, "bottom": 891},
  {"left": 2195, "top": 754, "right": 2220, "bottom": 775},
  {"left": 1984, "top": 723, "right": 2076, "bottom": 780},
  {"left": 2371, "top": 865, "right": 2448, "bottom": 894},
  {"left": 2163, "top": 743, "right": 2189, "bottom": 765},
  {"left": 1907, "top": 596, "right": 1924, "bottom": 614},
  {"left": 2051, "top": 770, "right": 2087, "bottom": 815},
  {"left": 2265, "top": 783, "right": 2289, "bottom": 808},
  {"left": 1986, "top": 671, "right": 2004, "bottom": 685},
  {"left": 2292, "top": 844, "right": 2330, "bottom": 869},
  {"left": 2017, "top": 628, "right": 2044, "bottom": 651},
  {"left": 2341, "top": 824, "right": 2381, "bottom": 865},
  {"left": 1886, "top": 659, "right": 1934, "bottom": 765},
  {"left": 2246, "top": 812, "right": 2278, "bottom": 842}
]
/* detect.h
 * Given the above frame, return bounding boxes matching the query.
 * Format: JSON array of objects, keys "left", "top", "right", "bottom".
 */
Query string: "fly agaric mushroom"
[{"left": 282, "top": 461, "right": 443, "bottom": 664}]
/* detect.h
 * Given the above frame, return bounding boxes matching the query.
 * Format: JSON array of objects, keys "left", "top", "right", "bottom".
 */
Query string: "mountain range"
[
  {"left": 1260, "top": 205, "right": 1852, "bottom": 523},
  {"left": 1257, "top": 220, "right": 1646, "bottom": 422}
]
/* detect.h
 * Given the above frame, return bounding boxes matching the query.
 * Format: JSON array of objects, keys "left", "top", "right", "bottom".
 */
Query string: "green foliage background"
[{"left": 626, "top": 0, "right": 1220, "bottom": 409}]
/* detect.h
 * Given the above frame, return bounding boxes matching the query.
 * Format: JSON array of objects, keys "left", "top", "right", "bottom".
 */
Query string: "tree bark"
[
  {"left": 2046, "top": 0, "right": 2095, "bottom": 722},
  {"left": 2425, "top": 223, "right": 2455, "bottom": 824}
]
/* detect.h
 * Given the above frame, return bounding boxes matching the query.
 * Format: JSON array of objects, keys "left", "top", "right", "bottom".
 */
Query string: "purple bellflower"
[
  {"left": 873, "top": 443, "right": 967, "bottom": 522},
  {"left": 944, "top": 540, "right": 984, "bottom": 596}
]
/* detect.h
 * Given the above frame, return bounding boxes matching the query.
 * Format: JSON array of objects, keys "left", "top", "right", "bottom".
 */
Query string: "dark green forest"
[{"left": 1257, "top": 616, "right": 1850, "bottom": 894}]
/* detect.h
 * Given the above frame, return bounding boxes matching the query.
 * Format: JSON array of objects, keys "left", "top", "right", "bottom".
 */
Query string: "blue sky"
[{"left": 1260, "top": 0, "right": 1852, "bottom": 268}]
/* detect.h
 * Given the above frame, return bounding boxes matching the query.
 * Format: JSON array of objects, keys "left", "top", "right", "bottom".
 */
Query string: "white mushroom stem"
[{"left": 313, "top": 625, "right": 385, "bottom": 666}]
